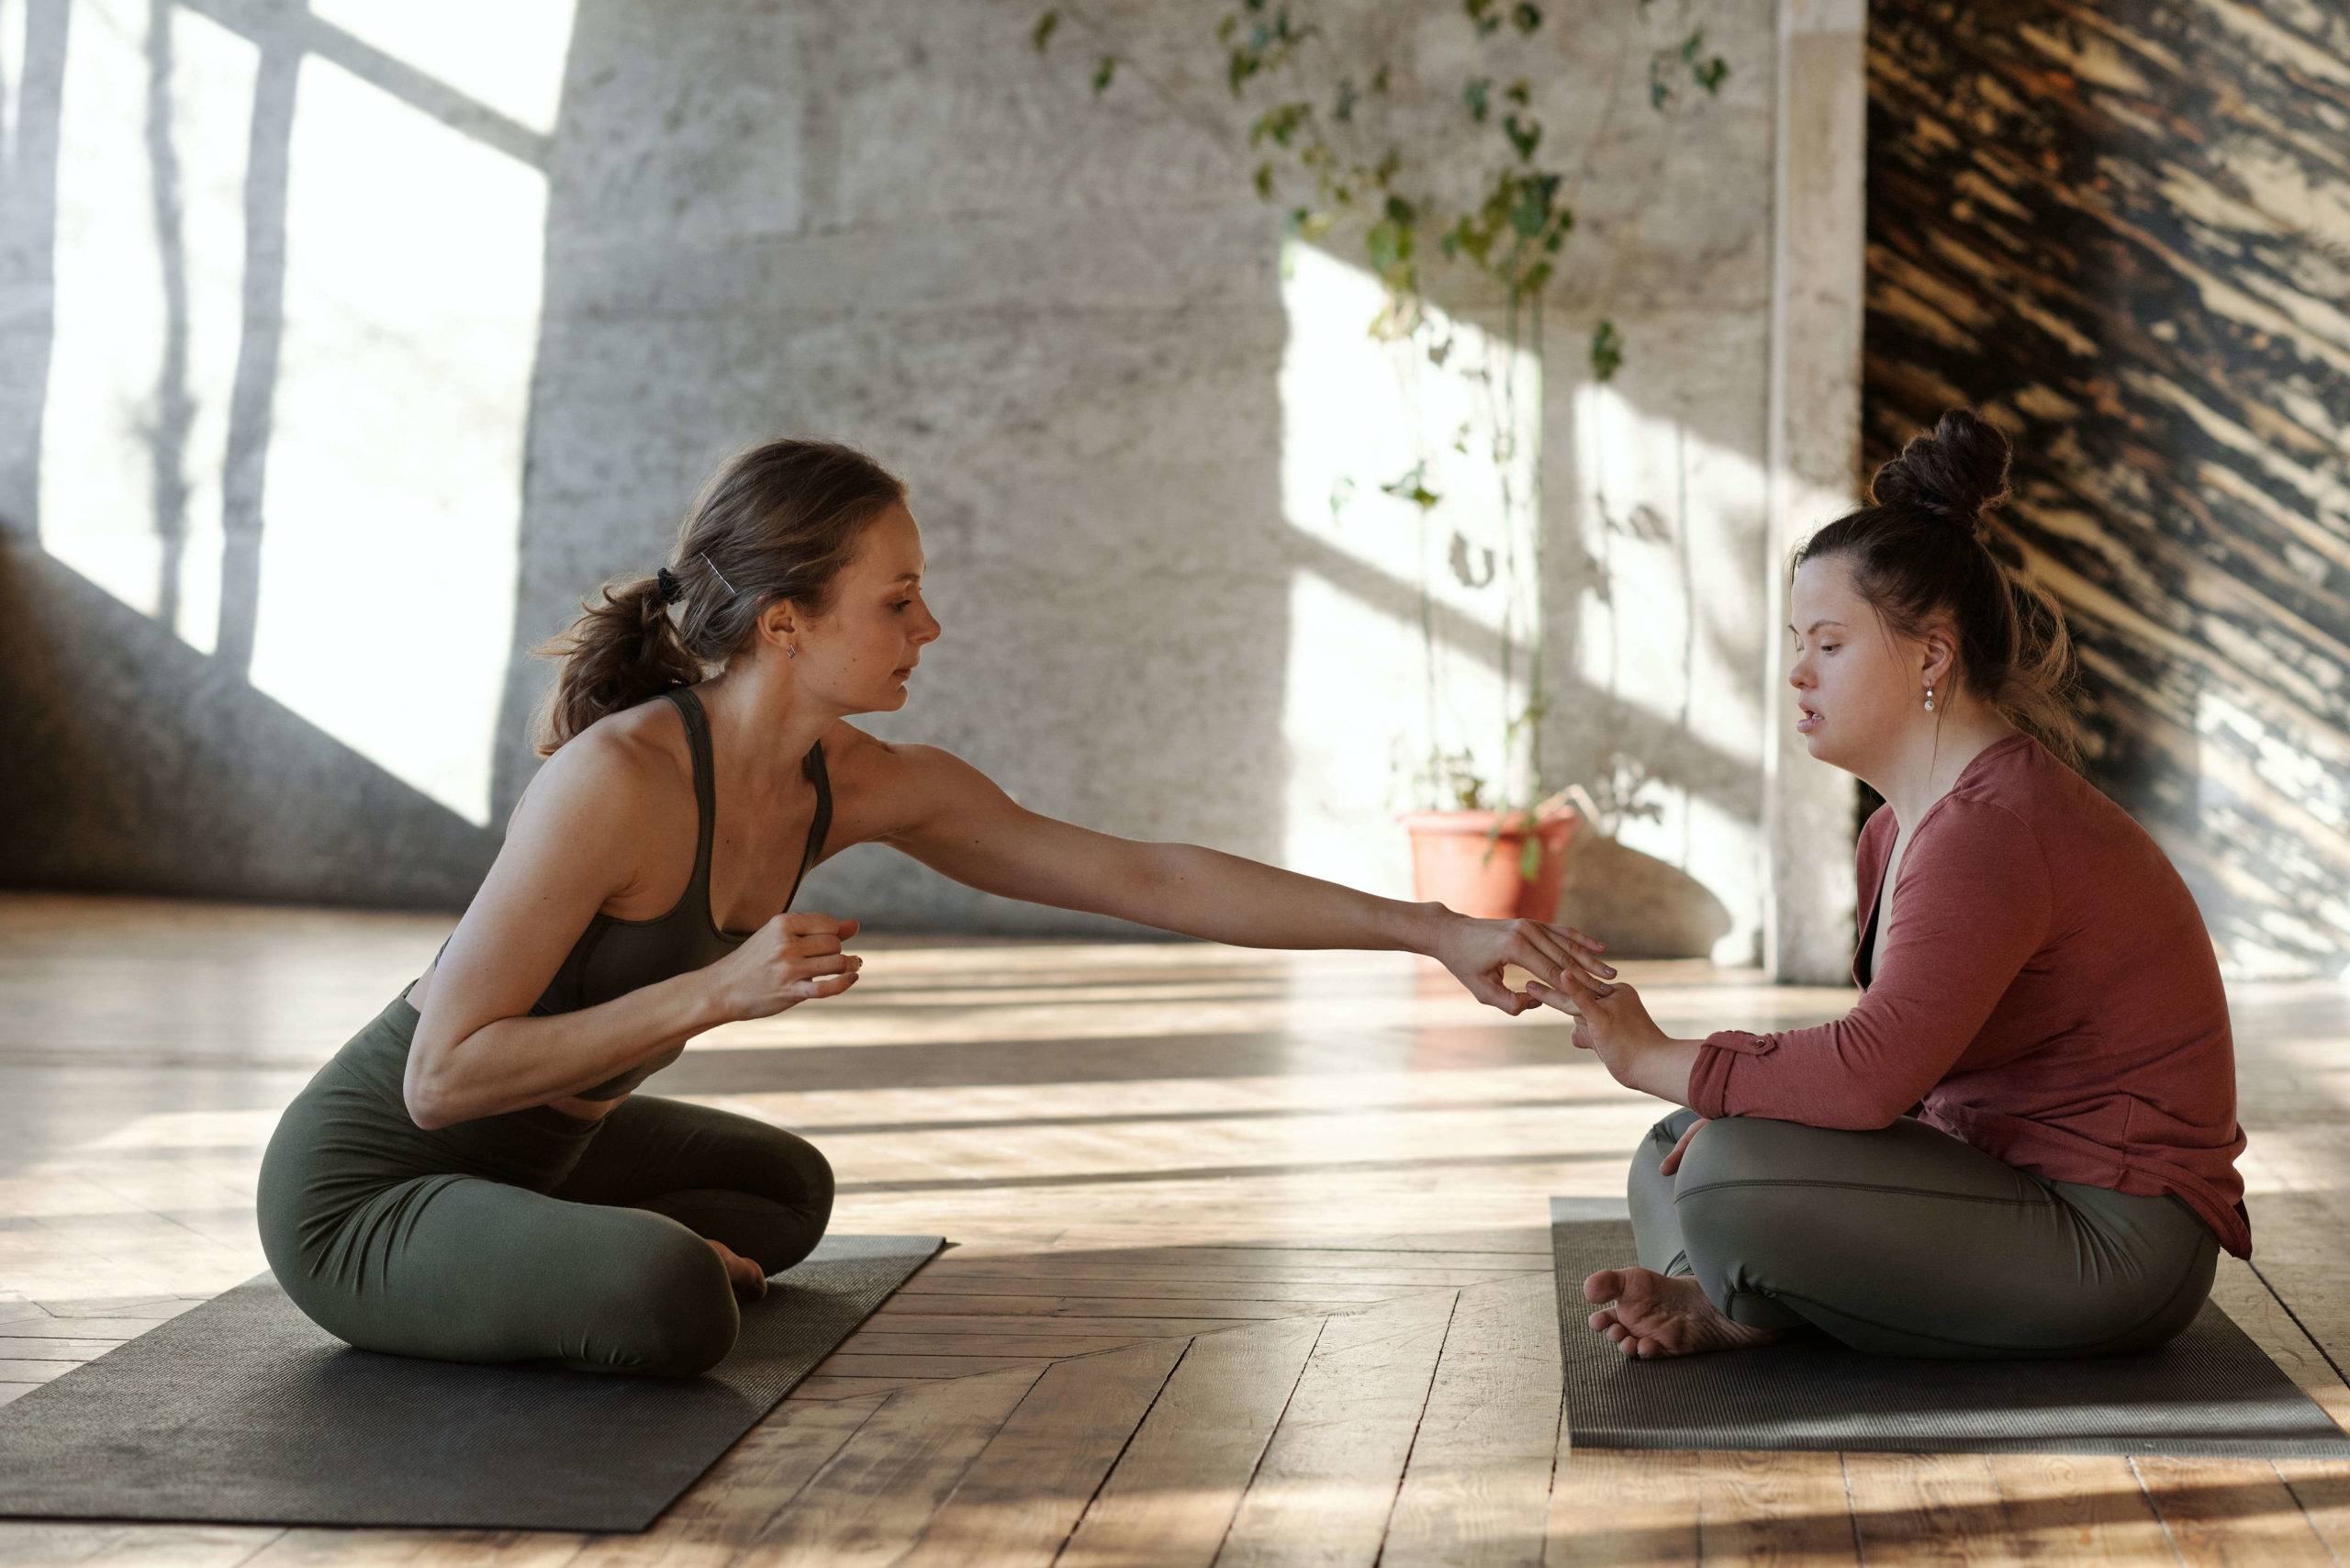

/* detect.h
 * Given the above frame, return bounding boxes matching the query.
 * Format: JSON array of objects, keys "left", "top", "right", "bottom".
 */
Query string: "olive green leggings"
[
  {"left": 255, "top": 992, "right": 833, "bottom": 1378},
  {"left": 1627, "top": 1109, "right": 2220, "bottom": 1359}
]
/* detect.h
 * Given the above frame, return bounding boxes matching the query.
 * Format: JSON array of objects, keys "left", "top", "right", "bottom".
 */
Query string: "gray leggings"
[
  {"left": 1628, "top": 1109, "right": 2220, "bottom": 1358},
  {"left": 256, "top": 993, "right": 833, "bottom": 1378}
]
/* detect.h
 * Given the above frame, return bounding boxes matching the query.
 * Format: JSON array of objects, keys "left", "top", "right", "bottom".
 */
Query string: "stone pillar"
[{"left": 1762, "top": 0, "right": 1865, "bottom": 983}]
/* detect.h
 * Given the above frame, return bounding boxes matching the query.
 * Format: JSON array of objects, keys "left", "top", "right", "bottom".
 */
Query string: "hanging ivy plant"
[{"left": 1035, "top": 0, "right": 1730, "bottom": 825}]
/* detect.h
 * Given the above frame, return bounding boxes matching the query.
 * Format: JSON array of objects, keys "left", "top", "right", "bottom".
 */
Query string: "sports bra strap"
[
  {"left": 666, "top": 687, "right": 721, "bottom": 898},
  {"left": 789, "top": 740, "right": 833, "bottom": 907}
]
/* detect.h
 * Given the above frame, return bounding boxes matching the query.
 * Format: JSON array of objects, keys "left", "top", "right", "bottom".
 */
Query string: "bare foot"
[
  {"left": 1583, "top": 1266, "right": 1785, "bottom": 1359},
  {"left": 707, "top": 1238, "right": 767, "bottom": 1301}
]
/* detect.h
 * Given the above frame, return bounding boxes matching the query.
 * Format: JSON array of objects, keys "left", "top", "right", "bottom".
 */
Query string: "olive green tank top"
[{"left": 423, "top": 686, "right": 832, "bottom": 1103}]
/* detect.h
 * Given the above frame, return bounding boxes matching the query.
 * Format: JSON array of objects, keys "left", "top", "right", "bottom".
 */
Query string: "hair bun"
[{"left": 1867, "top": 407, "right": 2011, "bottom": 532}]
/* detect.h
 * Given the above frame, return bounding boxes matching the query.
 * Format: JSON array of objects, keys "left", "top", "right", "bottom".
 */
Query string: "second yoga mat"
[
  {"left": 1550, "top": 1198, "right": 2350, "bottom": 1458},
  {"left": 0, "top": 1232, "right": 944, "bottom": 1532}
]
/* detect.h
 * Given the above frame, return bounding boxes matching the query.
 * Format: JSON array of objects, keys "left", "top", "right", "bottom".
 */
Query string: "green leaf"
[
  {"left": 1504, "top": 113, "right": 1541, "bottom": 162},
  {"left": 1508, "top": 174, "right": 1550, "bottom": 234},
  {"left": 1517, "top": 834, "right": 1544, "bottom": 880},
  {"left": 1092, "top": 54, "right": 1119, "bottom": 95},
  {"left": 1328, "top": 474, "right": 1356, "bottom": 520},
  {"left": 1590, "top": 319, "right": 1623, "bottom": 381},
  {"left": 1371, "top": 62, "right": 1391, "bottom": 95},
  {"left": 1380, "top": 463, "right": 1442, "bottom": 511},
  {"left": 1680, "top": 26, "right": 1705, "bottom": 62},
  {"left": 1250, "top": 101, "right": 1312, "bottom": 148},
  {"left": 1031, "top": 9, "right": 1059, "bottom": 52},
  {"left": 1288, "top": 206, "right": 1336, "bottom": 242},
  {"left": 1513, "top": 2, "right": 1542, "bottom": 33},
  {"left": 1505, "top": 78, "right": 1531, "bottom": 107},
  {"left": 1446, "top": 211, "right": 1492, "bottom": 265},
  {"left": 1695, "top": 56, "right": 1729, "bottom": 93},
  {"left": 1217, "top": 14, "right": 1238, "bottom": 42},
  {"left": 1335, "top": 77, "right": 1358, "bottom": 122},
  {"left": 1253, "top": 161, "right": 1275, "bottom": 200},
  {"left": 1463, "top": 77, "right": 1491, "bottom": 122}
]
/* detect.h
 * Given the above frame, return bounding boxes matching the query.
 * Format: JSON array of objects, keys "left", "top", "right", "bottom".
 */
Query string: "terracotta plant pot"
[{"left": 1399, "top": 804, "right": 1588, "bottom": 921}]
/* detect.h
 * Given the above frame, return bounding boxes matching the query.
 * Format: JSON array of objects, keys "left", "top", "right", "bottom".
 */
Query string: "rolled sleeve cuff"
[{"left": 1688, "top": 1028, "right": 1776, "bottom": 1119}]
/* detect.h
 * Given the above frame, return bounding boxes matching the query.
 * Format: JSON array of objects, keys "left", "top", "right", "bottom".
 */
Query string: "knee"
[
  {"left": 1672, "top": 1114, "right": 1804, "bottom": 1193},
  {"left": 1626, "top": 1111, "right": 1701, "bottom": 1187},
  {"left": 602, "top": 1231, "right": 740, "bottom": 1377},
  {"left": 1670, "top": 1119, "right": 1818, "bottom": 1267},
  {"left": 641, "top": 1297, "right": 738, "bottom": 1378},
  {"left": 755, "top": 1130, "right": 834, "bottom": 1257},
  {"left": 1643, "top": 1110, "right": 1701, "bottom": 1152},
  {"left": 779, "top": 1132, "right": 834, "bottom": 1224}
]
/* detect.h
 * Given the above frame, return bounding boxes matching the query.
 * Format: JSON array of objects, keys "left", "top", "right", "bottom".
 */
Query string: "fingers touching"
[
  {"left": 1525, "top": 961, "right": 1618, "bottom": 1017},
  {"left": 1517, "top": 924, "right": 1617, "bottom": 989}
]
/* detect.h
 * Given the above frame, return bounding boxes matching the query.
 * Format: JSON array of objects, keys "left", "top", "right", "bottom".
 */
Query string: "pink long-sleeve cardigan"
[{"left": 1688, "top": 732, "right": 2252, "bottom": 1258}]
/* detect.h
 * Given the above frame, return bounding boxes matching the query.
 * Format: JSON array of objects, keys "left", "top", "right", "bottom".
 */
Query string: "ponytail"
[{"left": 530, "top": 576, "right": 704, "bottom": 756}]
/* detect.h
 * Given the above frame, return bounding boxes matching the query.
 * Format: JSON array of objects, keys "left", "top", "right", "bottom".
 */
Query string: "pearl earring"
[{"left": 1923, "top": 686, "right": 1936, "bottom": 712}]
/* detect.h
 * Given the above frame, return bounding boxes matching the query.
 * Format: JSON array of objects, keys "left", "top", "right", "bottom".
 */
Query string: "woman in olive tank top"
[{"left": 255, "top": 439, "right": 1616, "bottom": 1378}]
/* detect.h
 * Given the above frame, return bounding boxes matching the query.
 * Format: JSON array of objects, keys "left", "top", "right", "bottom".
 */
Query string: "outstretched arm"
[{"left": 877, "top": 742, "right": 1614, "bottom": 1012}]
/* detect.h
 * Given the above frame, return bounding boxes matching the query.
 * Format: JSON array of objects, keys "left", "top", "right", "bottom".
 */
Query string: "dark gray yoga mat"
[
  {"left": 1550, "top": 1198, "right": 2350, "bottom": 1457},
  {"left": 0, "top": 1232, "right": 944, "bottom": 1532}
]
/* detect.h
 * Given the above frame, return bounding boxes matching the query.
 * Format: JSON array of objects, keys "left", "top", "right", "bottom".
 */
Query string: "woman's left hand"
[
  {"left": 1525, "top": 965, "right": 1673, "bottom": 1088},
  {"left": 1430, "top": 913, "right": 1617, "bottom": 1015}
]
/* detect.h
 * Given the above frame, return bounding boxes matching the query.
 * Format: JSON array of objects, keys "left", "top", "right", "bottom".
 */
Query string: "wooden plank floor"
[{"left": 1, "top": 890, "right": 2346, "bottom": 1564}]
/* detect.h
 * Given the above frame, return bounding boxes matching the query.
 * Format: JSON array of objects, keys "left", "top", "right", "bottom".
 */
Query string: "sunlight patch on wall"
[
  {"left": 39, "top": 0, "right": 252, "bottom": 654},
  {"left": 32, "top": 0, "right": 573, "bottom": 828},
  {"left": 1274, "top": 240, "right": 1539, "bottom": 887},
  {"left": 1, "top": 0, "right": 17, "bottom": 155},
  {"left": 245, "top": 48, "right": 551, "bottom": 826},
  {"left": 1568, "top": 376, "right": 1770, "bottom": 964},
  {"left": 310, "top": 0, "right": 574, "bottom": 136},
  {"left": 2192, "top": 685, "right": 2350, "bottom": 980},
  {"left": 1570, "top": 377, "right": 1770, "bottom": 757}
]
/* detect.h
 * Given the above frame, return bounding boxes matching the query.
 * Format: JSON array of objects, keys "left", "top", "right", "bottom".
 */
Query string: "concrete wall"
[{"left": 1, "top": 0, "right": 1841, "bottom": 962}]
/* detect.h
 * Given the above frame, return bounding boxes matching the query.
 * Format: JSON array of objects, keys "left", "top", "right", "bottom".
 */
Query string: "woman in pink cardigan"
[{"left": 1532, "top": 409, "right": 2249, "bottom": 1360}]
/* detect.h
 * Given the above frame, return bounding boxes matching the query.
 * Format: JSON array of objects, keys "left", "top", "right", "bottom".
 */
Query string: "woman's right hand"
[
  {"left": 1659, "top": 1117, "right": 1709, "bottom": 1175},
  {"left": 703, "top": 911, "right": 864, "bottom": 1022}
]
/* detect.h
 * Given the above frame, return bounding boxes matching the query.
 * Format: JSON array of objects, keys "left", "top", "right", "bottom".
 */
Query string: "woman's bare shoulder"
[
  {"left": 818, "top": 717, "right": 898, "bottom": 769},
  {"left": 508, "top": 698, "right": 691, "bottom": 833},
  {"left": 818, "top": 719, "right": 979, "bottom": 783},
  {"left": 816, "top": 721, "right": 992, "bottom": 845}
]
